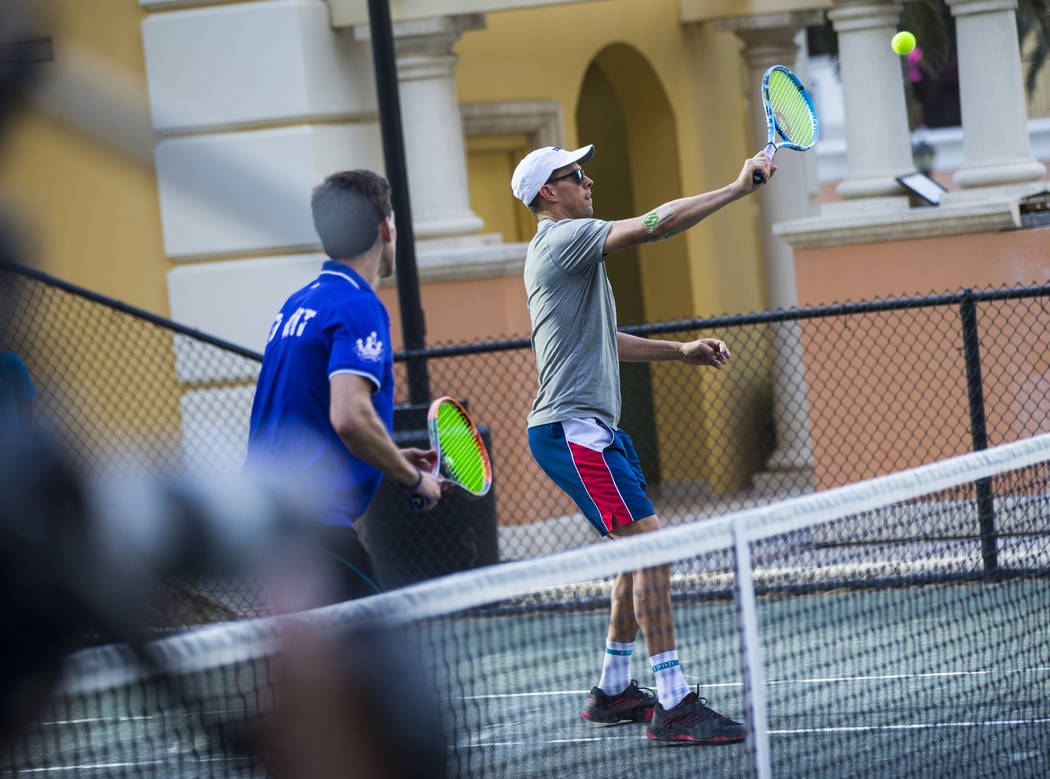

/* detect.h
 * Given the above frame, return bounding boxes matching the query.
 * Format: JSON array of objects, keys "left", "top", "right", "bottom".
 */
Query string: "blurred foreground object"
[
  {"left": 0, "top": 428, "right": 447, "bottom": 777},
  {"left": 0, "top": 427, "right": 313, "bottom": 742}
]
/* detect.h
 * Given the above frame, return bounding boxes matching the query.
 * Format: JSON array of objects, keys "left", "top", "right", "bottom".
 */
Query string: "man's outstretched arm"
[{"left": 603, "top": 152, "right": 774, "bottom": 256}]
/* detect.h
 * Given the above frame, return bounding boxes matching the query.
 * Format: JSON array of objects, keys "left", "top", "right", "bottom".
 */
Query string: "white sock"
[
  {"left": 650, "top": 650, "right": 690, "bottom": 709},
  {"left": 598, "top": 640, "right": 634, "bottom": 694}
]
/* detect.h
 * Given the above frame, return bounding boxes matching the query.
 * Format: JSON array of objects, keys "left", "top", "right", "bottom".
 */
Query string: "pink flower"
[{"left": 908, "top": 47, "right": 923, "bottom": 82}]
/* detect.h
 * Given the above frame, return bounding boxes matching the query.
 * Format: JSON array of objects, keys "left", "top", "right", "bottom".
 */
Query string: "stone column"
[
  {"left": 356, "top": 14, "right": 486, "bottom": 244},
  {"left": 828, "top": 0, "right": 914, "bottom": 199},
  {"left": 718, "top": 12, "right": 823, "bottom": 486},
  {"left": 945, "top": 0, "right": 1046, "bottom": 188}
]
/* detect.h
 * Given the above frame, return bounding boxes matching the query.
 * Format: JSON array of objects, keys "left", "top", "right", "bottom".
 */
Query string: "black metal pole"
[
  {"left": 366, "top": 0, "right": 430, "bottom": 405},
  {"left": 960, "top": 289, "right": 998, "bottom": 573}
]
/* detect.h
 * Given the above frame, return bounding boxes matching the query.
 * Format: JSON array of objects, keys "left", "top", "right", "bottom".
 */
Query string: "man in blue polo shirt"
[{"left": 247, "top": 170, "right": 442, "bottom": 603}]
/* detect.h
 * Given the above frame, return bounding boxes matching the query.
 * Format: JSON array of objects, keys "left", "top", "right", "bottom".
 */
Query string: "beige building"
[{"left": 3, "top": 0, "right": 1049, "bottom": 505}]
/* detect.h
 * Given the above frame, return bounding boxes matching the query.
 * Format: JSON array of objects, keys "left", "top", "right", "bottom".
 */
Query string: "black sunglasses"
[{"left": 547, "top": 168, "right": 585, "bottom": 186}]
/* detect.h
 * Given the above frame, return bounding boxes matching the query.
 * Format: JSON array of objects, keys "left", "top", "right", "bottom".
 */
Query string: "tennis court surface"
[{"left": 3, "top": 434, "right": 1049, "bottom": 777}]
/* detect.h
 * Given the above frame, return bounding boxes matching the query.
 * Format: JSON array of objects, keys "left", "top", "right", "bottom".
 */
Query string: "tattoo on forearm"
[{"left": 642, "top": 203, "right": 675, "bottom": 237}]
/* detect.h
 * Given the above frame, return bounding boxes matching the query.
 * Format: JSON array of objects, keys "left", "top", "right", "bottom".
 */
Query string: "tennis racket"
[
  {"left": 752, "top": 65, "right": 820, "bottom": 185},
  {"left": 409, "top": 396, "right": 492, "bottom": 510}
]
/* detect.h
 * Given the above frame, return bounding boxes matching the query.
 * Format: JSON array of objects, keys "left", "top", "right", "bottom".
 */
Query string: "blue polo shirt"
[
  {"left": 0, "top": 351, "right": 37, "bottom": 433},
  {"left": 247, "top": 261, "right": 395, "bottom": 525}
]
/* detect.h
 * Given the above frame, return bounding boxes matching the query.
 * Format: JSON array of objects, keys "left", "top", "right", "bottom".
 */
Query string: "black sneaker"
[
  {"left": 646, "top": 688, "right": 746, "bottom": 744},
  {"left": 582, "top": 680, "right": 656, "bottom": 724}
]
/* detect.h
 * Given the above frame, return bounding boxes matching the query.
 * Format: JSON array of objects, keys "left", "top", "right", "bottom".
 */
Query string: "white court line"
[
  {"left": 33, "top": 665, "right": 1050, "bottom": 727},
  {"left": 462, "top": 689, "right": 588, "bottom": 699},
  {"left": 768, "top": 666, "right": 1050, "bottom": 686},
  {"left": 28, "top": 671, "right": 1050, "bottom": 730},
  {"left": 10, "top": 755, "right": 250, "bottom": 774},
  {"left": 459, "top": 665, "right": 1050, "bottom": 701},
  {"left": 771, "top": 718, "right": 1050, "bottom": 735},
  {"left": 462, "top": 716, "right": 1050, "bottom": 749},
  {"left": 36, "top": 707, "right": 235, "bottom": 727},
  {"left": 37, "top": 714, "right": 157, "bottom": 726},
  {"left": 13, "top": 764, "right": 167, "bottom": 775},
  {"left": 464, "top": 734, "right": 640, "bottom": 748}
]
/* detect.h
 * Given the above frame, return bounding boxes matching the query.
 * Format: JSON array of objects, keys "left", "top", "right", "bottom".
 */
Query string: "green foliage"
[{"left": 1017, "top": 0, "right": 1050, "bottom": 95}]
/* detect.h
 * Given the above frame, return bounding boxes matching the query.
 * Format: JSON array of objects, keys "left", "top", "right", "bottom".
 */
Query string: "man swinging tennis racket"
[{"left": 513, "top": 143, "right": 773, "bottom": 744}]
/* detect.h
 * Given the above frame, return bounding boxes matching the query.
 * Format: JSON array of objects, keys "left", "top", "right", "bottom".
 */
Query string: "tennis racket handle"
[
  {"left": 409, "top": 472, "right": 450, "bottom": 511},
  {"left": 407, "top": 464, "right": 434, "bottom": 511},
  {"left": 752, "top": 146, "right": 775, "bottom": 185}
]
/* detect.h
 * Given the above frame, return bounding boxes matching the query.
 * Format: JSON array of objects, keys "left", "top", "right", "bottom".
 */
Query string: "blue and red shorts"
[{"left": 528, "top": 418, "right": 655, "bottom": 536}]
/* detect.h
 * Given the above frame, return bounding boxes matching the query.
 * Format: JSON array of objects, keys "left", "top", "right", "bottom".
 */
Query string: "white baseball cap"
[{"left": 510, "top": 144, "right": 594, "bottom": 206}]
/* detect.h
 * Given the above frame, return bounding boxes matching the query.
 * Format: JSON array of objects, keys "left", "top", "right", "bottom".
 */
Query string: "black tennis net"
[{"left": 3, "top": 433, "right": 1049, "bottom": 778}]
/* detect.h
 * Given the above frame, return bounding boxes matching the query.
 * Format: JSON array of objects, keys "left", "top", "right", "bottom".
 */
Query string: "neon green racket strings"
[
  {"left": 768, "top": 69, "right": 816, "bottom": 147},
  {"left": 436, "top": 402, "right": 488, "bottom": 494}
]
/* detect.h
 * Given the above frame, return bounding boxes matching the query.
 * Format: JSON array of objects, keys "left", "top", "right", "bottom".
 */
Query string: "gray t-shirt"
[{"left": 524, "top": 217, "right": 620, "bottom": 428}]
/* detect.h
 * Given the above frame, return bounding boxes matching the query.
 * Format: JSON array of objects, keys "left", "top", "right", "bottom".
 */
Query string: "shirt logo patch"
[{"left": 356, "top": 332, "right": 384, "bottom": 362}]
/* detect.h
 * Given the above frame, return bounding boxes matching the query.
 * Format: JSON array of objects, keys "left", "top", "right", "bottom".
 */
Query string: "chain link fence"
[{"left": 4, "top": 262, "right": 1049, "bottom": 630}]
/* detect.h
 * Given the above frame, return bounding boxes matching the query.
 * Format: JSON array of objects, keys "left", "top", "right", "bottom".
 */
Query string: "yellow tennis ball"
[{"left": 892, "top": 31, "right": 916, "bottom": 55}]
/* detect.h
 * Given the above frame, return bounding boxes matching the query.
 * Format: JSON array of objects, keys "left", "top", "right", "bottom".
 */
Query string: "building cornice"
[{"left": 775, "top": 183, "right": 1050, "bottom": 248}]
